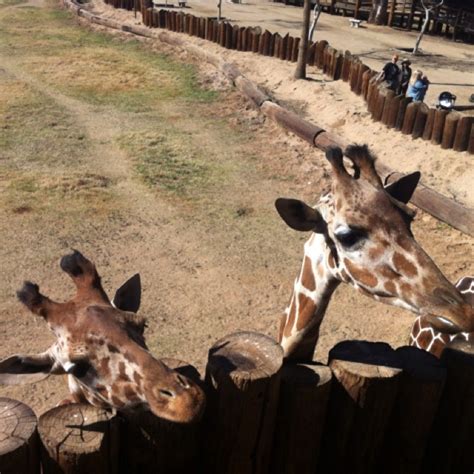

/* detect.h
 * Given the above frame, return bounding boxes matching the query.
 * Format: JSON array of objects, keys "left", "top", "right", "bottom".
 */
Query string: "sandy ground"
[
  {"left": 0, "top": 0, "right": 472, "bottom": 415},
  {"left": 93, "top": 0, "right": 474, "bottom": 207}
]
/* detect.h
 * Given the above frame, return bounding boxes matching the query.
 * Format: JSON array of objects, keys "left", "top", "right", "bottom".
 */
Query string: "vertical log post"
[
  {"left": 349, "top": 60, "right": 360, "bottom": 92},
  {"left": 204, "top": 331, "right": 283, "bottom": 474},
  {"left": 323, "top": 46, "right": 334, "bottom": 75},
  {"left": 453, "top": 115, "right": 473, "bottom": 152},
  {"left": 286, "top": 36, "right": 294, "bottom": 61},
  {"left": 395, "top": 96, "right": 413, "bottom": 130},
  {"left": 306, "top": 41, "right": 316, "bottom": 66},
  {"left": 361, "top": 69, "right": 373, "bottom": 100},
  {"left": 332, "top": 52, "right": 343, "bottom": 80},
  {"left": 441, "top": 111, "right": 460, "bottom": 149},
  {"left": 225, "top": 22, "right": 233, "bottom": 49},
  {"left": 271, "top": 363, "right": 332, "bottom": 474},
  {"left": 291, "top": 37, "right": 300, "bottom": 62},
  {"left": 39, "top": 404, "right": 119, "bottom": 474},
  {"left": 318, "top": 341, "right": 403, "bottom": 474},
  {"left": 422, "top": 108, "right": 436, "bottom": 140},
  {"left": 386, "top": 94, "right": 402, "bottom": 129},
  {"left": 431, "top": 109, "right": 449, "bottom": 145},
  {"left": 315, "top": 40, "right": 328, "bottom": 69},
  {"left": 280, "top": 34, "right": 289, "bottom": 60},
  {"left": 412, "top": 103, "right": 429, "bottom": 139},
  {"left": 341, "top": 51, "right": 352, "bottom": 82},
  {"left": 401, "top": 102, "right": 420, "bottom": 135},
  {"left": 217, "top": 21, "right": 224, "bottom": 46},
  {"left": 422, "top": 342, "right": 474, "bottom": 474},
  {"left": 0, "top": 398, "right": 39, "bottom": 474},
  {"left": 372, "top": 87, "right": 387, "bottom": 122},
  {"left": 379, "top": 347, "right": 446, "bottom": 474},
  {"left": 381, "top": 90, "right": 396, "bottom": 125},
  {"left": 120, "top": 359, "right": 202, "bottom": 474},
  {"left": 262, "top": 30, "right": 271, "bottom": 56},
  {"left": 468, "top": 122, "right": 474, "bottom": 154},
  {"left": 355, "top": 64, "right": 369, "bottom": 95},
  {"left": 366, "top": 79, "right": 378, "bottom": 114}
]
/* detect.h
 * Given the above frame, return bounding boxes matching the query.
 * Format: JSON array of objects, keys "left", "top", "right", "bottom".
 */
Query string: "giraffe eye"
[{"left": 334, "top": 228, "right": 366, "bottom": 248}]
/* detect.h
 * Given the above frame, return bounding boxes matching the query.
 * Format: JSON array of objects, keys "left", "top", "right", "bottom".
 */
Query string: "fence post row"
[
  {"left": 2, "top": 331, "right": 474, "bottom": 474},
  {"left": 108, "top": 2, "right": 473, "bottom": 154}
]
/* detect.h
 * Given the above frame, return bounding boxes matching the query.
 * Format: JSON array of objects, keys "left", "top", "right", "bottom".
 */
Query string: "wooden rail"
[{"left": 1, "top": 332, "right": 474, "bottom": 474}]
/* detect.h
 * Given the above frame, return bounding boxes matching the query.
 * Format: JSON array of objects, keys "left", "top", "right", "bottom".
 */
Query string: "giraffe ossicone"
[
  {"left": 0, "top": 250, "right": 205, "bottom": 423},
  {"left": 276, "top": 144, "right": 474, "bottom": 360}
]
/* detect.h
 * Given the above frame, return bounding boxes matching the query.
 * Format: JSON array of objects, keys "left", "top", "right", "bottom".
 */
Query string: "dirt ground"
[{"left": 0, "top": 0, "right": 472, "bottom": 415}]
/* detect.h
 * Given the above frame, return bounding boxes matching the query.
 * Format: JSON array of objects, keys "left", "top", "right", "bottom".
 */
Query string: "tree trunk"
[
  {"left": 308, "top": 2, "right": 321, "bottom": 42},
  {"left": 413, "top": 9, "right": 430, "bottom": 54},
  {"left": 368, "top": 0, "right": 388, "bottom": 25},
  {"left": 295, "top": 0, "right": 312, "bottom": 79}
]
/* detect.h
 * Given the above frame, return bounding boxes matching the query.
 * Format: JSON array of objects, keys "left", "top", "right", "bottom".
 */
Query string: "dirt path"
[{"left": 0, "top": 0, "right": 472, "bottom": 415}]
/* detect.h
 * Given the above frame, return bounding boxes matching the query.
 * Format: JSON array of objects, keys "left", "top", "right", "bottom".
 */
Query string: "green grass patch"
[
  {"left": 1, "top": 169, "right": 116, "bottom": 216},
  {"left": 0, "top": 77, "right": 90, "bottom": 171},
  {"left": 0, "top": 4, "right": 216, "bottom": 112},
  {"left": 0, "top": 0, "right": 25, "bottom": 8},
  {"left": 120, "top": 131, "right": 218, "bottom": 197}
]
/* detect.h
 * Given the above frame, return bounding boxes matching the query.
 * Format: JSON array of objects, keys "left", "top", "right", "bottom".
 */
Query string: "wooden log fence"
[
  {"left": 65, "top": 0, "right": 474, "bottom": 238},
  {"left": 122, "top": 6, "right": 474, "bottom": 154},
  {"left": 2, "top": 333, "right": 474, "bottom": 474}
]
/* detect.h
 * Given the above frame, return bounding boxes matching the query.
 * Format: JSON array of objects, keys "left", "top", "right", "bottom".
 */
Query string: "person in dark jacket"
[
  {"left": 398, "top": 59, "right": 412, "bottom": 96},
  {"left": 376, "top": 54, "right": 400, "bottom": 91}
]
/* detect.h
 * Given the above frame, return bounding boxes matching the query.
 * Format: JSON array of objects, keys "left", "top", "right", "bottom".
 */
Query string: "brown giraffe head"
[
  {"left": 0, "top": 251, "right": 205, "bottom": 423},
  {"left": 276, "top": 145, "right": 474, "bottom": 336}
]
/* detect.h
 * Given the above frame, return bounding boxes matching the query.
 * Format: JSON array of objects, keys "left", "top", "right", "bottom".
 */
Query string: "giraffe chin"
[{"left": 424, "top": 314, "right": 461, "bottom": 335}]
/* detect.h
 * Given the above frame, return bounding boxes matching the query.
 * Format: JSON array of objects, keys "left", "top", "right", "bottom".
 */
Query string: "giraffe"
[
  {"left": 0, "top": 250, "right": 205, "bottom": 423},
  {"left": 411, "top": 276, "right": 474, "bottom": 357},
  {"left": 275, "top": 145, "right": 474, "bottom": 361}
]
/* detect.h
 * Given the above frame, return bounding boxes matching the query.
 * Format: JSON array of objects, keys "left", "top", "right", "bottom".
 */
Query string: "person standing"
[
  {"left": 397, "top": 59, "right": 412, "bottom": 96},
  {"left": 407, "top": 70, "right": 429, "bottom": 102},
  {"left": 376, "top": 54, "right": 400, "bottom": 91}
]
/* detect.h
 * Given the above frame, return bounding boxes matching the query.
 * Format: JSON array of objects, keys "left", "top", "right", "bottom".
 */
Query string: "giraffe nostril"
[
  {"left": 176, "top": 374, "right": 190, "bottom": 389},
  {"left": 159, "top": 389, "right": 175, "bottom": 398}
]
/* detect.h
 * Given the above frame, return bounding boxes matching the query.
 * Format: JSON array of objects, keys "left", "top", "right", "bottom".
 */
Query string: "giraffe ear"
[
  {"left": 384, "top": 172, "right": 420, "bottom": 204},
  {"left": 275, "top": 198, "right": 326, "bottom": 233},
  {"left": 0, "top": 353, "right": 59, "bottom": 385},
  {"left": 113, "top": 273, "right": 141, "bottom": 313}
]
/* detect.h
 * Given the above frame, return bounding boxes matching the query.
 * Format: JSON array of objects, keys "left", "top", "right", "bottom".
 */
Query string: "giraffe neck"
[{"left": 279, "top": 233, "right": 340, "bottom": 361}]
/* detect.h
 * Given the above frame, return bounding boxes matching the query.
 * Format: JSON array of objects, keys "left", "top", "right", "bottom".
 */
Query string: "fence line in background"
[{"left": 103, "top": 0, "right": 474, "bottom": 155}]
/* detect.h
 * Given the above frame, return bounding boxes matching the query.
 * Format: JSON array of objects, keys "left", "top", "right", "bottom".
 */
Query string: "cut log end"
[
  {"left": 39, "top": 403, "right": 118, "bottom": 473},
  {"left": 0, "top": 398, "right": 37, "bottom": 456},
  {"left": 207, "top": 331, "right": 283, "bottom": 380},
  {"left": 280, "top": 362, "right": 332, "bottom": 387}
]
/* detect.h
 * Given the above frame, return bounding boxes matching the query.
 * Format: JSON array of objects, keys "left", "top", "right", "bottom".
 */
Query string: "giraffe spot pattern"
[
  {"left": 301, "top": 256, "right": 316, "bottom": 292},
  {"left": 384, "top": 281, "right": 396, "bottom": 295},
  {"left": 283, "top": 297, "right": 297, "bottom": 338},
  {"left": 393, "top": 252, "right": 418, "bottom": 278},
  {"left": 344, "top": 259, "right": 378, "bottom": 288},
  {"left": 296, "top": 292, "right": 317, "bottom": 331}
]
